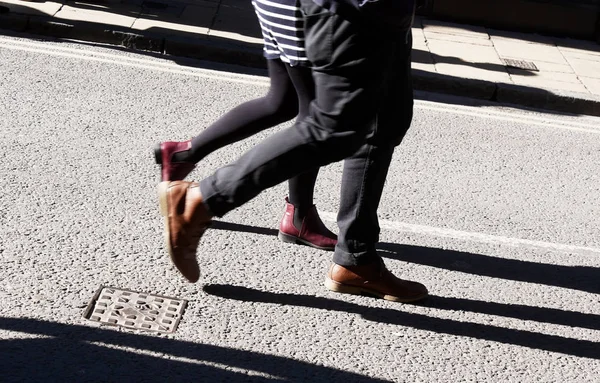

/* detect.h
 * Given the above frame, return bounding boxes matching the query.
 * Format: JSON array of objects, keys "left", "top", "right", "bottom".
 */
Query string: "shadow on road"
[
  {"left": 0, "top": 316, "right": 388, "bottom": 382},
  {"left": 212, "top": 220, "right": 278, "bottom": 237},
  {"left": 203, "top": 284, "right": 600, "bottom": 359},
  {"left": 210, "top": 221, "right": 600, "bottom": 295},
  {"left": 377, "top": 242, "right": 600, "bottom": 294}
]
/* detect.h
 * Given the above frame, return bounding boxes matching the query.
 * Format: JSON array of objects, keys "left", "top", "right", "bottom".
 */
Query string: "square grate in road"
[
  {"left": 83, "top": 286, "right": 187, "bottom": 333},
  {"left": 501, "top": 58, "right": 539, "bottom": 71}
]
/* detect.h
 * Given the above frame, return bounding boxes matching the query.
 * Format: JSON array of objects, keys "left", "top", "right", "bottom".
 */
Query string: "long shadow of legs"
[
  {"left": 211, "top": 220, "right": 279, "bottom": 237},
  {"left": 422, "top": 296, "right": 600, "bottom": 331},
  {"left": 207, "top": 222, "right": 600, "bottom": 330},
  {"left": 377, "top": 243, "right": 600, "bottom": 294},
  {"left": 203, "top": 284, "right": 600, "bottom": 360},
  {"left": 207, "top": 221, "right": 599, "bottom": 294},
  {"left": 0, "top": 317, "right": 389, "bottom": 382}
]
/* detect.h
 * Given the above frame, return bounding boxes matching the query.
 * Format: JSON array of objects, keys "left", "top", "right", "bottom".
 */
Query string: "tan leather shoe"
[
  {"left": 158, "top": 181, "right": 212, "bottom": 283},
  {"left": 325, "top": 260, "right": 428, "bottom": 303}
]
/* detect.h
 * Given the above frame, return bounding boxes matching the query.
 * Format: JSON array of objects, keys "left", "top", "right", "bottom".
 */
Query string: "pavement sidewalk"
[{"left": 2, "top": 0, "right": 600, "bottom": 116}]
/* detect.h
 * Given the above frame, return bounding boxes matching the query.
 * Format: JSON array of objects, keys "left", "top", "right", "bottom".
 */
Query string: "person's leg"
[
  {"left": 333, "top": 32, "right": 414, "bottom": 267},
  {"left": 279, "top": 64, "right": 337, "bottom": 250},
  {"left": 199, "top": 3, "right": 390, "bottom": 218},
  {"left": 160, "top": 2, "right": 427, "bottom": 301},
  {"left": 185, "top": 60, "right": 299, "bottom": 163},
  {"left": 284, "top": 64, "right": 317, "bottom": 218},
  {"left": 325, "top": 31, "right": 427, "bottom": 302},
  {"left": 160, "top": 4, "right": 387, "bottom": 282},
  {"left": 155, "top": 59, "right": 298, "bottom": 182}
]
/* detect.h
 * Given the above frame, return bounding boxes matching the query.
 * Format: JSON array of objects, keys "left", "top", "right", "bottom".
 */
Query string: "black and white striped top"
[{"left": 252, "top": 0, "right": 309, "bottom": 67}]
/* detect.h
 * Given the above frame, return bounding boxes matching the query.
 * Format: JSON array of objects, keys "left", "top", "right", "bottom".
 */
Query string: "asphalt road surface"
[{"left": 1, "top": 33, "right": 599, "bottom": 382}]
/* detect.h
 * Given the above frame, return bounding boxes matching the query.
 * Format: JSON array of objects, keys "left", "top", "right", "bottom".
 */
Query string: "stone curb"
[{"left": 2, "top": 11, "right": 600, "bottom": 117}]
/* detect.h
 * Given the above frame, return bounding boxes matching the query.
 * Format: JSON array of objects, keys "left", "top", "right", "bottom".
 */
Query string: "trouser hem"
[
  {"left": 199, "top": 177, "right": 226, "bottom": 218},
  {"left": 332, "top": 249, "right": 381, "bottom": 266}
]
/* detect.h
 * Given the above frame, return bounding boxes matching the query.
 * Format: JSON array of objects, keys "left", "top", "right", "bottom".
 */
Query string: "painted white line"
[
  {"left": 415, "top": 99, "right": 600, "bottom": 130},
  {"left": 319, "top": 211, "right": 600, "bottom": 256},
  {"left": 416, "top": 104, "right": 600, "bottom": 135},
  {"left": 2, "top": 37, "right": 598, "bottom": 134}
]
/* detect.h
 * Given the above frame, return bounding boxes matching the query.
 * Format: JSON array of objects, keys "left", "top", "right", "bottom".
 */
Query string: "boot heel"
[
  {"left": 157, "top": 182, "right": 170, "bottom": 217},
  {"left": 324, "top": 277, "right": 364, "bottom": 295},
  {"left": 278, "top": 231, "right": 299, "bottom": 245},
  {"left": 154, "top": 143, "right": 163, "bottom": 165}
]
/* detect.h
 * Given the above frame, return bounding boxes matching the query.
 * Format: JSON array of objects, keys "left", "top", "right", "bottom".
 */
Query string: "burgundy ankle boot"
[
  {"left": 278, "top": 198, "right": 337, "bottom": 251},
  {"left": 154, "top": 140, "right": 196, "bottom": 181}
]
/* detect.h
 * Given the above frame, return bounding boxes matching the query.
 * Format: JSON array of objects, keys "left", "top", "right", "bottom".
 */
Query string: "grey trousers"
[{"left": 200, "top": 0, "right": 414, "bottom": 266}]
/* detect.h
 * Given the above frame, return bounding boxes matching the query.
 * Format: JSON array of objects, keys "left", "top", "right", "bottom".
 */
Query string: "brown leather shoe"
[
  {"left": 325, "top": 260, "right": 428, "bottom": 303},
  {"left": 158, "top": 181, "right": 212, "bottom": 283}
]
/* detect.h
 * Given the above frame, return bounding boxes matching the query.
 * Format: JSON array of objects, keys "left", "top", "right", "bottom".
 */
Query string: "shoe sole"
[
  {"left": 158, "top": 181, "right": 202, "bottom": 283},
  {"left": 278, "top": 231, "right": 335, "bottom": 251},
  {"left": 324, "top": 277, "right": 428, "bottom": 303}
]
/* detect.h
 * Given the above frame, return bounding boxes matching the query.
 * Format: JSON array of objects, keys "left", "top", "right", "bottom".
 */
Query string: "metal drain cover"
[
  {"left": 501, "top": 58, "right": 539, "bottom": 71},
  {"left": 83, "top": 286, "right": 187, "bottom": 333}
]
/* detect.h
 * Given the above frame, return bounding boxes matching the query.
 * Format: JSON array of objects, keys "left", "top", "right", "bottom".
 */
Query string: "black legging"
[{"left": 178, "top": 59, "right": 319, "bottom": 217}]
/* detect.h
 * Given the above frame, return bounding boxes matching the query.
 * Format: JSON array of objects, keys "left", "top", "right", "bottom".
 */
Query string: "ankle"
[
  {"left": 292, "top": 205, "right": 309, "bottom": 229},
  {"left": 188, "top": 185, "right": 213, "bottom": 218}
]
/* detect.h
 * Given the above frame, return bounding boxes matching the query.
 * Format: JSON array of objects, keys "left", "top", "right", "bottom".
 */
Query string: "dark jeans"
[{"left": 200, "top": 0, "right": 414, "bottom": 266}]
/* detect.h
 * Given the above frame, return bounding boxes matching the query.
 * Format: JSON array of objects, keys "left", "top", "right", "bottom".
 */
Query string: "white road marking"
[
  {"left": 319, "top": 211, "right": 600, "bottom": 256},
  {"left": 416, "top": 103, "right": 600, "bottom": 135},
  {"left": 415, "top": 100, "right": 600, "bottom": 130}
]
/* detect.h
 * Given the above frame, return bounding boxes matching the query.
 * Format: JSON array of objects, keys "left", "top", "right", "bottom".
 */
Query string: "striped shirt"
[{"left": 252, "top": 0, "right": 309, "bottom": 66}]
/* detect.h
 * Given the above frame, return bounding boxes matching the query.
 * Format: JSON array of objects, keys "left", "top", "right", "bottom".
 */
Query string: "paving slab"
[
  {"left": 54, "top": 4, "right": 139, "bottom": 28},
  {"left": 141, "top": 0, "right": 187, "bottom": 19},
  {"left": 131, "top": 17, "right": 210, "bottom": 36},
  {"left": 179, "top": 2, "right": 219, "bottom": 26},
  {"left": 509, "top": 72, "right": 590, "bottom": 94},
  {"left": 71, "top": 1, "right": 142, "bottom": 18},
  {"left": 210, "top": 3, "right": 261, "bottom": 39},
  {"left": 559, "top": 50, "right": 600, "bottom": 63},
  {"left": 412, "top": 50, "right": 436, "bottom": 72},
  {"left": 207, "top": 29, "right": 263, "bottom": 45},
  {"left": 428, "top": 39, "right": 505, "bottom": 64},
  {"left": 580, "top": 76, "right": 600, "bottom": 95},
  {"left": 563, "top": 57, "right": 600, "bottom": 78},
  {"left": 424, "top": 30, "right": 493, "bottom": 46},
  {"left": 411, "top": 26, "right": 427, "bottom": 47},
  {"left": 221, "top": 0, "right": 255, "bottom": 11},
  {"left": 435, "top": 63, "right": 512, "bottom": 83},
  {"left": 507, "top": 68, "right": 583, "bottom": 84},
  {"left": 495, "top": 82, "right": 600, "bottom": 115},
  {"left": 1, "top": 0, "right": 64, "bottom": 16},
  {"left": 525, "top": 60, "right": 575, "bottom": 74},
  {"left": 422, "top": 19, "right": 488, "bottom": 39},
  {"left": 131, "top": 0, "right": 218, "bottom": 35},
  {"left": 493, "top": 40, "right": 569, "bottom": 65},
  {"left": 555, "top": 38, "right": 600, "bottom": 58},
  {"left": 488, "top": 29, "right": 556, "bottom": 46}
]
